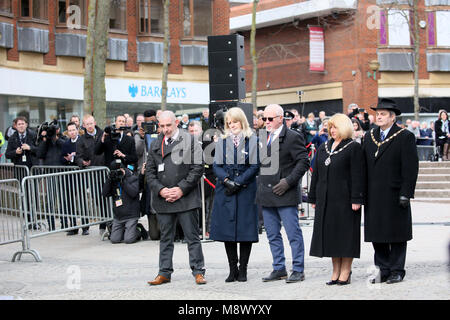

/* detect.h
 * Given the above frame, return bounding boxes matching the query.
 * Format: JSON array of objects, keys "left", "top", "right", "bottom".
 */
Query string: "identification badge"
[
  {"left": 115, "top": 199, "right": 123, "bottom": 207},
  {"left": 158, "top": 163, "right": 165, "bottom": 172},
  {"left": 116, "top": 188, "right": 121, "bottom": 196},
  {"left": 22, "top": 155, "right": 27, "bottom": 162}
]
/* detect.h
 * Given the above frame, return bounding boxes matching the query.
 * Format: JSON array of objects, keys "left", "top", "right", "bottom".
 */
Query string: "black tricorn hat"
[
  {"left": 284, "top": 110, "right": 295, "bottom": 120},
  {"left": 371, "top": 98, "right": 401, "bottom": 116}
]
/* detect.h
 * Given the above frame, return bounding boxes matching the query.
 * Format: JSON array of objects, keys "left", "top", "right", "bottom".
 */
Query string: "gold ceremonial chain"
[
  {"left": 370, "top": 128, "right": 406, "bottom": 157},
  {"left": 323, "top": 140, "right": 354, "bottom": 166}
]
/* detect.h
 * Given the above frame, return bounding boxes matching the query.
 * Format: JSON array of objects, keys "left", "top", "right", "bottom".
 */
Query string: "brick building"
[
  {"left": 230, "top": 0, "right": 450, "bottom": 121},
  {"left": 0, "top": 0, "right": 230, "bottom": 132}
]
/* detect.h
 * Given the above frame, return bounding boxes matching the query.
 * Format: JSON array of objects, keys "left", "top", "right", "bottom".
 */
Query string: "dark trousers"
[
  {"left": 156, "top": 209, "right": 205, "bottom": 279},
  {"left": 224, "top": 241, "right": 252, "bottom": 267},
  {"left": 373, "top": 242, "right": 407, "bottom": 279}
]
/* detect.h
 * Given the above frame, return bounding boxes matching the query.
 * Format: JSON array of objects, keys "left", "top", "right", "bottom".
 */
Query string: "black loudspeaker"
[
  {"left": 208, "top": 34, "right": 246, "bottom": 101},
  {"left": 209, "top": 83, "right": 246, "bottom": 102},
  {"left": 209, "top": 101, "right": 254, "bottom": 129}
]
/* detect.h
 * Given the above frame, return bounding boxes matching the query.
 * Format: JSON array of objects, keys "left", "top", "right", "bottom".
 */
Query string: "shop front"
[{"left": 0, "top": 67, "right": 210, "bottom": 134}]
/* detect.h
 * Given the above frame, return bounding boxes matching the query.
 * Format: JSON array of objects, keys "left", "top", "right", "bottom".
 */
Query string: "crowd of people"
[{"left": 0, "top": 101, "right": 448, "bottom": 287}]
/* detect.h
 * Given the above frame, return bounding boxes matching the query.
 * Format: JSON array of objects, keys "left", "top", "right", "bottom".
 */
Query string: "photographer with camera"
[
  {"left": 95, "top": 114, "right": 137, "bottom": 169},
  {"left": 37, "top": 119, "right": 67, "bottom": 165},
  {"left": 135, "top": 109, "right": 160, "bottom": 240},
  {"left": 135, "top": 110, "right": 158, "bottom": 172},
  {"left": 102, "top": 159, "right": 145, "bottom": 244},
  {"left": 347, "top": 103, "right": 370, "bottom": 131},
  {"left": 5, "top": 116, "right": 38, "bottom": 168},
  {"left": 36, "top": 119, "right": 68, "bottom": 231}
]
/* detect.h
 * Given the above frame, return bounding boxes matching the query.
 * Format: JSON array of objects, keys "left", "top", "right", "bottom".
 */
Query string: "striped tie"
[{"left": 380, "top": 131, "right": 385, "bottom": 141}]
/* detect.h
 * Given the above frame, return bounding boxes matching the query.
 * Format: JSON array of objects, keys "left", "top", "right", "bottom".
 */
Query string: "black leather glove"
[
  {"left": 223, "top": 179, "right": 241, "bottom": 196},
  {"left": 399, "top": 196, "right": 410, "bottom": 208},
  {"left": 272, "top": 178, "right": 290, "bottom": 196}
]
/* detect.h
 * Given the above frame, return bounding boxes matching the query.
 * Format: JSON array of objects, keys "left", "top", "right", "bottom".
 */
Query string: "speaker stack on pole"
[{"left": 207, "top": 34, "right": 253, "bottom": 128}]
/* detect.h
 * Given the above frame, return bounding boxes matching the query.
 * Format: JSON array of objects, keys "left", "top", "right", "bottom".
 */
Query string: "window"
[
  {"left": 139, "top": 0, "right": 164, "bottom": 34},
  {"left": 58, "top": 0, "right": 87, "bottom": 27},
  {"left": 110, "top": 0, "right": 126, "bottom": 31},
  {"left": 183, "top": 0, "right": 212, "bottom": 38},
  {"left": 21, "top": 0, "right": 48, "bottom": 21},
  {"left": 0, "top": 0, "right": 12, "bottom": 15},
  {"left": 387, "top": 9, "right": 411, "bottom": 46},
  {"left": 435, "top": 11, "right": 450, "bottom": 47}
]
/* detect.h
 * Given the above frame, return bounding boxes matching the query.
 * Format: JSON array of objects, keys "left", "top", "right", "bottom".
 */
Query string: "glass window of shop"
[
  {"left": 183, "top": 0, "right": 212, "bottom": 38},
  {"left": 58, "top": 0, "right": 87, "bottom": 27},
  {"left": 139, "top": 0, "right": 163, "bottom": 35},
  {"left": 0, "top": 0, "right": 12, "bottom": 15},
  {"left": 110, "top": 0, "right": 126, "bottom": 31},
  {"left": 0, "top": 95, "right": 83, "bottom": 135},
  {"left": 20, "top": 0, "right": 48, "bottom": 21}
]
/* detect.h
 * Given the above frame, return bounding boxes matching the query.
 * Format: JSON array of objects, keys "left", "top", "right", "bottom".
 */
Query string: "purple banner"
[
  {"left": 428, "top": 11, "right": 435, "bottom": 46},
  {"left": 380, "top": 10, "right": 387, "bottom": 45}
]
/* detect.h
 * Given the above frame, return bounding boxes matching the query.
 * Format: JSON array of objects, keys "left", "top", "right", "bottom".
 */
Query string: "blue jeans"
[{"left": 262, "top": 206, "right": 305, "bottom": 273}]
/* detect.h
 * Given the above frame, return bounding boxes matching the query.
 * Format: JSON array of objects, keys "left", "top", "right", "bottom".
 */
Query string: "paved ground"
[{"left": 0, "top": 202, "right": 449, "bottom": 301}]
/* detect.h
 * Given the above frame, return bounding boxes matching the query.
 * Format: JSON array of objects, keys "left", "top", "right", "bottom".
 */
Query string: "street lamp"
[{"left": 367, "top": 60, "right": 380, "bottom": 80}]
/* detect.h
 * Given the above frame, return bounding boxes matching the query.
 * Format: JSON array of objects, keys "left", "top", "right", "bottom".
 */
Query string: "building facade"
[
  {"left": 0, "top": 0, "right": 230, "bottom": 133},
  {"left": 230, "top": 0, "right": 450, "bottom": 120}
]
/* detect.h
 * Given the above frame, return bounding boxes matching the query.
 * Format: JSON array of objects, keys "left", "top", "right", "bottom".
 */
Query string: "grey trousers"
[
  {"left": 110, "top": 218, "right": 139, "bottom": 244},
  {"left": 157, "top": 210, "right": 205, "bottom": 279}
]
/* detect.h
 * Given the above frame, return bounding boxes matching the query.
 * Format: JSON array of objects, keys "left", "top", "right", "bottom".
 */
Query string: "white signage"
[{"left": 0, "top": 67, "right": 209, "bottom": 104}]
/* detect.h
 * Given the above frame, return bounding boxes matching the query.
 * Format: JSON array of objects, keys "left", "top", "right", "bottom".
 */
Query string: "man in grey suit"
[{"left": 146, "top": 111, "right": 206, "bottom": 285}]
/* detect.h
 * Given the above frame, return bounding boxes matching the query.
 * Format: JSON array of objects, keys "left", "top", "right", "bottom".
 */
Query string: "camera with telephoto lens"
[
  {"left": 109, "top": 168, "right": 125, "bottom": 182},
  {"left": 109, "top": 159, "right": 125, "bottom": 182},
  {"left": 38, "top": 119, "right": 59, "bottom": 139},
  {"left": 142, "top": 121, "right": 158, "bottom": 135},
  {"left": 104, "top": 124, "right": 131, "bottom": 142},
  {"left": 211, "top": 108, "right": 226, "bottom": 130}
]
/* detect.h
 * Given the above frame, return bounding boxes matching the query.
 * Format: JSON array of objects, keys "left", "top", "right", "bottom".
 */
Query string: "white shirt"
[
  {"left": 381, "top": 125, "right": 393, "bottom": 140},
  {"left": 165, "top": 129, "right": 180, "bottom": 145},
  {"left": 269, "top": 124, "right": 284, "bottom": 142}
]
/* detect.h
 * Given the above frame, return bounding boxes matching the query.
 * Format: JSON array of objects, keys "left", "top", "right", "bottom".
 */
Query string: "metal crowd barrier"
[
  {"left": 0, "top": 167, "right": 114, "bottom": 262},
  {"left": 0, "top": 164, "right": 30, "bottom": 182},
  {"left": 0, "top": 179, "right": 41, "bottom": 262},
  {"left": 30, "top": 165, "right": 80, "bottom": 176},
  {"left": 300, "top": 144, "right": 316, "bottom": 221}
]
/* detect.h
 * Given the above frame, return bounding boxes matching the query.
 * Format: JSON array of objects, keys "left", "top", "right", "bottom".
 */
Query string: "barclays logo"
[{"left": 128, "top": 84, "right": 138, "bottom": 98}]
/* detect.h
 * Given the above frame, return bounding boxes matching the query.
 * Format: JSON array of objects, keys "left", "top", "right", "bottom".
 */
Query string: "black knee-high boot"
[
  {"left": 224, "top": 242, "right": 239, "bottom": 282},
  {"left": 238, "top": 242, "right": 252, "bottom": 282}
]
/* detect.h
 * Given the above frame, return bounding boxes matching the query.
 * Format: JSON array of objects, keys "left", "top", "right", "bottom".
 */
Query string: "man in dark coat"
[
  {"left": 146, "top": 111, "right": 206, "bottom": 286},
  {"left": 75, "top": 115, "right": 105, "bottom": 168},
  {"left": 95, "top": 114, "right": 138, "bottom": 169},
  {"left": 256, "top": 104, "right": 310, "bottom": 283},
  {"left": 362, "top": 98, "right": 419, "bottom": 284},
  {"left": 5, "top": 116, "right": 38, "bottom": 168}
]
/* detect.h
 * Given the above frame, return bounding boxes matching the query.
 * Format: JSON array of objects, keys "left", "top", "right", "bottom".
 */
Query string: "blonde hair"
[
  {"left": 327, "top": 113, "right": 354, "bottom": 140},
  {"left": 223, "top": 107, "right": 253, "bottom": 138}
]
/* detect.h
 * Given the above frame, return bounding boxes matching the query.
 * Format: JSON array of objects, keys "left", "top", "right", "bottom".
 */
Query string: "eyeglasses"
[{"left": 262, "top": 116, "right": 280, "bottom": 122}]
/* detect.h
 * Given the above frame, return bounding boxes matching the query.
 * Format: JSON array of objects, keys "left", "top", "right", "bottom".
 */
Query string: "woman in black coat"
[
  {"left": 210, "top": 107, "right": 260, "bottom": 282},
  {"left": 434, "top": 110, "right": 450, "bottom": 160},
  {"left": 308, "top": 113, "right": 365, "bottom": 286}
]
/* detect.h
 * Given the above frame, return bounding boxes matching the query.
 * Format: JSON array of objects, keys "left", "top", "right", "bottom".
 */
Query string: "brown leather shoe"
[
  {"left": 148, "top": 275, "right": 170, "bottom": 286},
  {"left": 195, "top": 274, "right": 207, "bottom": 285}
]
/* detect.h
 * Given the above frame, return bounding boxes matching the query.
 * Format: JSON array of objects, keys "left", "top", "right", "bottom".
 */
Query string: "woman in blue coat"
[{"left": 210, "top": 107, "right": 260, "bottom": 282}]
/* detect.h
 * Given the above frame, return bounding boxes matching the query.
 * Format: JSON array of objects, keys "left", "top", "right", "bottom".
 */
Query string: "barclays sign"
[
  {"left": 128, "top": 84, "right": 188, "bottom": 100},
  {"left": 106, "top": 78, "right": 209, "bottom": 104}
]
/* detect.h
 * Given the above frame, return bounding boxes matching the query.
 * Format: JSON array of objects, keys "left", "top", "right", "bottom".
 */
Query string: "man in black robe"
[{"left": 362, "top": 98, "right": 419, "bottom": 284}]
